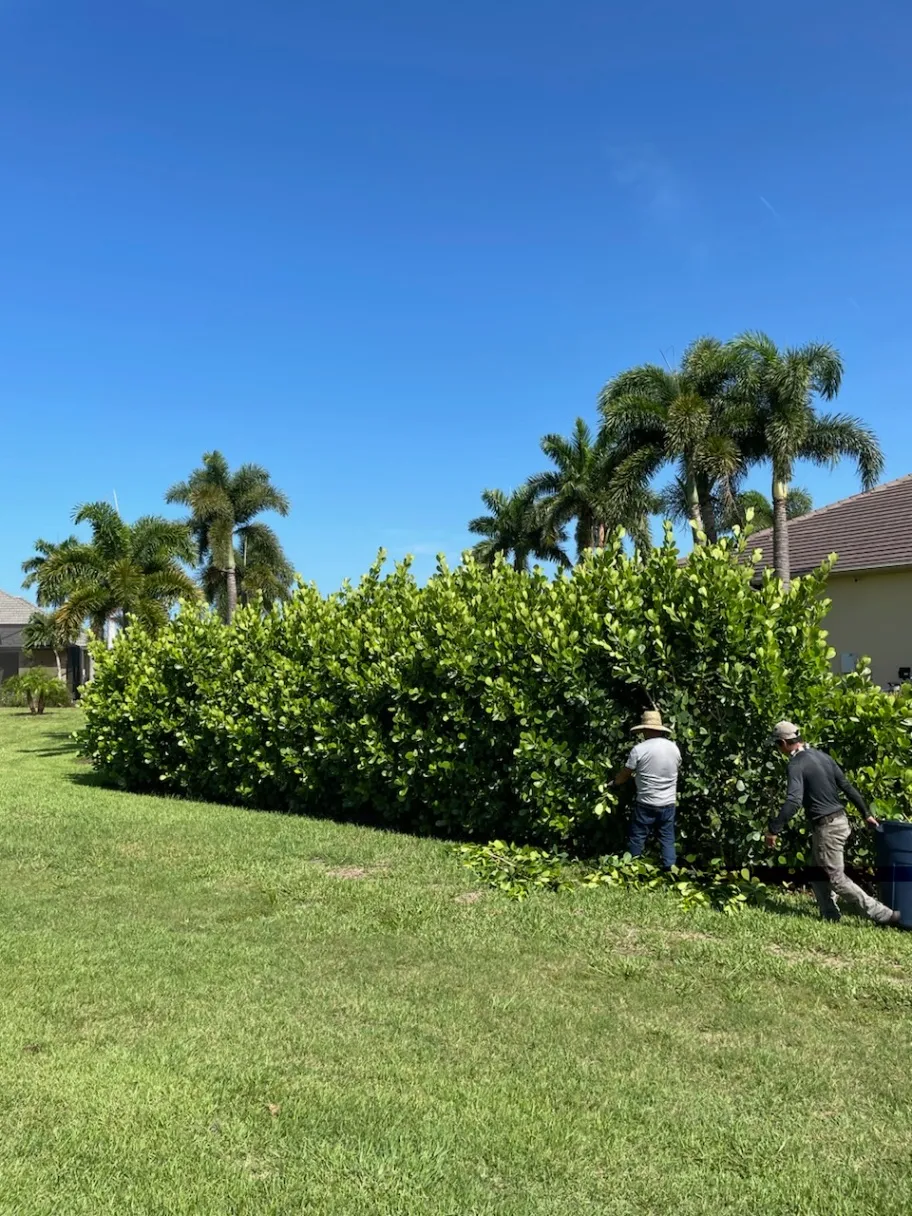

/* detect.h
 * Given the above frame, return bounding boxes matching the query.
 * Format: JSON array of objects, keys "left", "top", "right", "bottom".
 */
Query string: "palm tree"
[
  {"left": 468, "top": 487, "right": 570, "bottom": 572},
  {"left": 599, "top": 337, "right": 753, "bottom": 543},
  {"left": 23, "top": 503, "right": 198, "bottom": 640},
  {"left": 22, "top": 536, "right": 87, "bottom": 608},
  {"left": 725, "top": 487, "right": 813, "bottom": 536},
  {"left": 526, "top": 418, "right": 657, "bottom": 561},
  {"left": 166, "top": 452, "right": 291, "bottom": 622},
  {"left": 732, "top": 332, "right": 883, "bottom": 588},
  {"left": 199, "top": 525, "right": 295, "bottom": 619},
  {"left": 22, "top": 610, "right": 83, "bottom": 682}
]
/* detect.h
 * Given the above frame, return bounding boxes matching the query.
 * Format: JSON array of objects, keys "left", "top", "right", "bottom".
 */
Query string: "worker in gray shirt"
[
  {"left": 614, "top": 710, "right": 681, "bottom": 869},
  {"left": 765, "top": 721, "right": 899, "bottom": 926}
]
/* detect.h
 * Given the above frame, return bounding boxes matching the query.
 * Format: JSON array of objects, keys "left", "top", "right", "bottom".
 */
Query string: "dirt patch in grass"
[
  {"left": 768, "top": 944, "right": 855, "bottom": 969},
  {"left": 326, "top": 866, "right": 372, "bottom": 880},
  {"left": 662, "top": 929, "right": 715, "bottom": 943},
  {"left": 454, "top": 891, "right": 483, "bottom": 905}
]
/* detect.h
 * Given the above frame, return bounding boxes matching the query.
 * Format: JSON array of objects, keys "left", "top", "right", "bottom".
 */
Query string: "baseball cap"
[{"left": 769, "top": 720, "right": 801, "bottom": 744}]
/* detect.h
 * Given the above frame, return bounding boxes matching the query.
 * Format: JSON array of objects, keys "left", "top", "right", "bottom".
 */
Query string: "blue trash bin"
[{"left": 876, "top": 820, "right": 912, "bottom": 927}]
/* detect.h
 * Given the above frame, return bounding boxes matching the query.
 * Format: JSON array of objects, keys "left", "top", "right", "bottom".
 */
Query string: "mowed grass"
[{"left": 1, "top": 712, "right": 912, "bottom": 1215}]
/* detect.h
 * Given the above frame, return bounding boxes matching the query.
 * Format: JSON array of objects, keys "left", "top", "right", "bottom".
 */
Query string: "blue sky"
[{"left": 2, "top": 0, "right": 911, "bottom": 597}]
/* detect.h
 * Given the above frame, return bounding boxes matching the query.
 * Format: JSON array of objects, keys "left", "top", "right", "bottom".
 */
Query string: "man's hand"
[
  {"left": 764, "top": 833, "right": 778, "bottom": 850},
  {"left": 865, "top": 815, "right": 880, "bottom": 829}
]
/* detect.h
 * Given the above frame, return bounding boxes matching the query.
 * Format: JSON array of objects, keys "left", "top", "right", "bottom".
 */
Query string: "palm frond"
[{"left": 802, "top": 413, "right": 884, "bottom": 489}]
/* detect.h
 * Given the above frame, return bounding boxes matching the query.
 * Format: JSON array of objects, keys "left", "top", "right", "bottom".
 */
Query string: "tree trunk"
[
  {"left": 225, "top": 545, "right": 238, "bottom": 623},
  {"left": 772, "top": 474, "right": 791, "bottom": 590},
  {"left": 697, "top": 480, "right": 718, "bottom": 543},
  {"left": 685, "top": 475, "right": 704, "bottom": 539},
  {"left": 54, "top": 650, "right": 63, "bottom": 682}
]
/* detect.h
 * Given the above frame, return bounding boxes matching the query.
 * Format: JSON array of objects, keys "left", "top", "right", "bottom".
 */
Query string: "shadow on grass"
[
  {"left": 17, "top": 729, "right": 80, "bottom": 759},
  {"left": 66, "top": 769, "right": 110, "bottom": 790}
]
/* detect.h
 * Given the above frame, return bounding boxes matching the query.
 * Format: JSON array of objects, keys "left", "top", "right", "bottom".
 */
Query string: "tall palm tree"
[
  {"left": 526, "top": 417, "right": 657, "bottom": 561},
  {"left": 726, "top": 486, "right": 813, "bottom": 536},
  {"left": 599, "top": 337, "right": 753, "bottom": 543},
  {"left": 23, "top": 503, "right": 198, "bottom": 640},
  {"left": 199, "top": 524, "right": 295, "bottom": 619},
  {"left": 732, "top": 332, "right": 883, "bottom": 588},
  {"left": 468, "top": 487, "right": 570, "bottom": 572},
  {"left": 166, "top": 452, "right": 291, "bottom": 622}
]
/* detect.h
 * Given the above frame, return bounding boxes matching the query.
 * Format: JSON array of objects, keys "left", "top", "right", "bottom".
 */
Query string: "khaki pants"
[{"left": 810, "top": 814, "right": 894, "bottom": 925}]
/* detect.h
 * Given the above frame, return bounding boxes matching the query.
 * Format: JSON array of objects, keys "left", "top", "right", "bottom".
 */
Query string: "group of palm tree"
[
  {"left": 469, "top": 330, "right": 883, "bottom": 590},
  {"left": 22, "top": 452, "right": 293, "bottom": 651}
]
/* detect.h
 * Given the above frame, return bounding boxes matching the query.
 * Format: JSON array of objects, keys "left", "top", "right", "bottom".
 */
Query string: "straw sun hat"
[{"left": 630, "top": 710, "right": 671, "bottom": 734}]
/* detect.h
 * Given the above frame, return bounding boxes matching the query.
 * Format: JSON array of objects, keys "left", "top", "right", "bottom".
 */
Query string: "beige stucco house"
[{"left": 748, "top": 475, "right": 912, "bottom": 689}]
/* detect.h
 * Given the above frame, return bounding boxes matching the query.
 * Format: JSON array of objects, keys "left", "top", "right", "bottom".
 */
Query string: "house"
[
  {"left": 0, "top": 590, "right": 91, "bottom": 696},
  {"left": 747, "top": 474, "right": 912, "bottom": 688}
]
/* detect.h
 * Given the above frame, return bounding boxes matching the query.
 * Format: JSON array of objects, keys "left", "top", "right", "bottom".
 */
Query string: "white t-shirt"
[{"left": 626, "top": 736, "right": 682, "bottom": 807}]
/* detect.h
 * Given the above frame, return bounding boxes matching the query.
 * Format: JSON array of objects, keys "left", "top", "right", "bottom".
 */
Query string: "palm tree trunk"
[
  {"left": 684, "top": 474, "right": 704, "bottom": 539},
  {"left": 772, "top": 474, "right": 791, "bottom": 590},
  {"left": 697, "top": 481, "right": 718, "bottom": 543},
  {"left": 54, "top": 650, "right": 63, "bottom": 682},
  {"left": 225, "top": 545, "right": 238, "bottom": 622}
]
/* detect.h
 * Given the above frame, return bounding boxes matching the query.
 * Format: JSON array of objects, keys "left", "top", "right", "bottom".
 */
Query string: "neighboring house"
[
  {"left": 0, "top": 590, "right": 91, "bottom": 695},
  {"left": 748, "top": 474, "right": 912, "bottom": 688}
]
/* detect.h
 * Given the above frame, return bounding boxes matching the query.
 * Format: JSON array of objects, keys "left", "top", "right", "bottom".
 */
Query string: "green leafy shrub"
[
  {"left": 77, "top": 529, "right": 911, "bottom": 868},
  {"left": 1, "top": 669, "right": 72, "bottom": 714}
]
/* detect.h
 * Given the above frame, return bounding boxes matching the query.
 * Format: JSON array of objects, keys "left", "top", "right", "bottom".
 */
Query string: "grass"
[{"left": 1, "top": 710, "right": 912, "bottom": 1215}]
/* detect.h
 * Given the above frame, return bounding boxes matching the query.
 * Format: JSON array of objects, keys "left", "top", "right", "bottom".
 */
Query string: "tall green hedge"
[{"left": 78, "top": 531, "right": 912, "bottom": 867}]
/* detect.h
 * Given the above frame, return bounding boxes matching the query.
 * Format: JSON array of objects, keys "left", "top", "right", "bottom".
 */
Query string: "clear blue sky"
[{"left": 2, "top": 0, "right": 911, "bottom": 597}]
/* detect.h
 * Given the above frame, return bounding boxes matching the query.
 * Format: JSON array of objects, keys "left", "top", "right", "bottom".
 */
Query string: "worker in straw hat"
[
  {"left": 613, "top": 710, "right": 682, "bottom": 869},
  {"left": 766, "top": 721, "right": 900, "bottom": 926}
]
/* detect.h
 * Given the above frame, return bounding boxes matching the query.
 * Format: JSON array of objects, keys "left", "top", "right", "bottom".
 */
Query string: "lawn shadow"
[
  {"left": 66, "top": 769, "right": 110, "bottom": 790},
  {"left": 761, "top": 897, "right": 823, "bottom": 922},
  {"left": 17, "top": 729, "right": 80, "bottom": 759}
]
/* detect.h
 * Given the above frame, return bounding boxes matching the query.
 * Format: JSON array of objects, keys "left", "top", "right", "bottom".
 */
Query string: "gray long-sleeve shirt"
[{"left": 767, "top": 746, "right": 869, "bottom": 836}]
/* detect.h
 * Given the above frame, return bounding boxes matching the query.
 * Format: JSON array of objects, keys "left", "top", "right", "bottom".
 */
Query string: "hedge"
[{"left": 78, "top": 530, "right": 912, "bottom": 869}]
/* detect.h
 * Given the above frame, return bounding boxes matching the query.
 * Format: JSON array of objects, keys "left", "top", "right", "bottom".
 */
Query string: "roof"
[
  {"left": 748, "top": 474, "right": 912, "bottom": 576},
  {"left": 0, "top": 590, "right": 38, "bottom": 626}
]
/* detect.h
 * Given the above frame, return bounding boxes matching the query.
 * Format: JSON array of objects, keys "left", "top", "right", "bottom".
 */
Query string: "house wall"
[
  {"left": 0, "top": 637, "right": 89, "bottom": 694},
  {"left": 823, "top": 570, "right": 912, "bottom": 687}
]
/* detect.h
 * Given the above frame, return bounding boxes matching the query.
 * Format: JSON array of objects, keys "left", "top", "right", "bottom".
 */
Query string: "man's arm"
[
  {"left": 767, "top": 761, "right": 804, "bottom": 840},
  {"left": 833, "top": 761, "right": 878, "bottom": 825},
  {"left": 614, "top": 747, "right": 638, "bottom": 787}
]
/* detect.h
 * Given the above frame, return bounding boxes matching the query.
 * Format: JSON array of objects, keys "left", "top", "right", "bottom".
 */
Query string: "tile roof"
[
  {"left": 747, "top": 474, "right": 912, "bottom": 576},
  {"left": 0, "top": 590, "right": 37, "bottom": 626}
]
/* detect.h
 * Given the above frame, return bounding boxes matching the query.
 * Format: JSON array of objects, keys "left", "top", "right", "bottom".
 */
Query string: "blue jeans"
[{"left": 626, "top": 802, "right": 676, "bottom": 869}]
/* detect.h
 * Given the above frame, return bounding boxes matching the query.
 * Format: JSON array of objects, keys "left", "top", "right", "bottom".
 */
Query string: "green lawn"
[{"left": 2, "top": 710, "right": 911, "bottom": 1215}]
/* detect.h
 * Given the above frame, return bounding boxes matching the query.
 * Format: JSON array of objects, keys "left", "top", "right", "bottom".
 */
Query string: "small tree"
[{"left": 2, "top": 670, "right": 71, "bottom": 715}]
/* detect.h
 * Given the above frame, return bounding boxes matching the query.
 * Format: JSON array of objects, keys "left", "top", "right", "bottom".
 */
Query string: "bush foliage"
[{"left": 78, "top": 530, "right": 912, "bottom": 868}]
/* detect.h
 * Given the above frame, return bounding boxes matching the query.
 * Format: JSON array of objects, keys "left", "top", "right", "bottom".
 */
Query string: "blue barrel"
[{"left": 876, "top": 820, "right": 912, "bottom": 927}]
